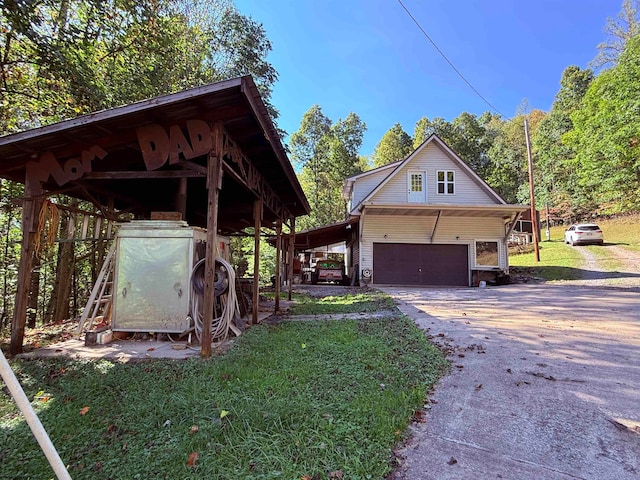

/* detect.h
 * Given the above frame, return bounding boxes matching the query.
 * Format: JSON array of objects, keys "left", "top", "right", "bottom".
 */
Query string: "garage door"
[{"left": 373, "top": 243, "right": 469, "bottom": 286}]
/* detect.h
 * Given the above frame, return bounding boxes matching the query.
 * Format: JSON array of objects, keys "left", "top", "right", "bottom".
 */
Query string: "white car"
[{"left": 564, "top": 224, "right": 604, "bottom": 246}]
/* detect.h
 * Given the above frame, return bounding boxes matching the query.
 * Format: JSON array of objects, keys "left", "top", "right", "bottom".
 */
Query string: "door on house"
[{"left": 408, "top": 171, "right": 426, "bottom": 203}]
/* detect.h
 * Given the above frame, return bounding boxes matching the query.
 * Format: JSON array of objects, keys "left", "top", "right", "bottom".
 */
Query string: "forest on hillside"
[{"left": 1, "top": 0, "right": 639, "bottom": 333}]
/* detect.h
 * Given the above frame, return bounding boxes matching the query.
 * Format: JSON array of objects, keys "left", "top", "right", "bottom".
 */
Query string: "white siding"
[
  {"left": 368, "top": 143, "right": 496, "bottom": 206},
  {"left": 359, "top": 214, "right": 508, "bottom": 276},
  {"left": 351, "top": 167, "right": 393, "bottom": 210}
]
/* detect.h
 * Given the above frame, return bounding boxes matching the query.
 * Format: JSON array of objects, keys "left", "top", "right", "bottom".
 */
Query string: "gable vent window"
[{"left": 437, "top": 170, "right": 455, "bottom": 195}]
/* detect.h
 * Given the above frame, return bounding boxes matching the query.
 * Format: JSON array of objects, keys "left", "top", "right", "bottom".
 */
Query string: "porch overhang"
[{"left": 361, "top": 203, "right": 529, "bottom": 220}]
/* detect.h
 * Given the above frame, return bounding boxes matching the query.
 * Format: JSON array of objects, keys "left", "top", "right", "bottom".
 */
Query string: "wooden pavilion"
[{"left": 0, "top": 76, "right": 310, "bottom": 356}]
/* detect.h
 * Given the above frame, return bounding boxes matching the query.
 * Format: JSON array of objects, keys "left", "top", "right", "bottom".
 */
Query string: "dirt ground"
[{"left": 568, "top": 243, "right": 640, "bottom": 286}]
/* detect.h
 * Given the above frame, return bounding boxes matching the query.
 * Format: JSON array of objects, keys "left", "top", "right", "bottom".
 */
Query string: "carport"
[
  {"left": 0, "top": 76, "right": 310, "bottom": 356},
  {"left": 269, "top": 217, "right": 360, "bottom": 284}
]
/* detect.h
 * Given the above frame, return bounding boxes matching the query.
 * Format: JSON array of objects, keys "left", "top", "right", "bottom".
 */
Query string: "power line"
[{"left": 396, "top": 0, "right": 505, "bottom": 117}]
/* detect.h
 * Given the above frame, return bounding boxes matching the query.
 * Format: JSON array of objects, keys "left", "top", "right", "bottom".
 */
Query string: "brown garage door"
[{"left": 373, "top": 243, "right": 469, "bottom": 286}]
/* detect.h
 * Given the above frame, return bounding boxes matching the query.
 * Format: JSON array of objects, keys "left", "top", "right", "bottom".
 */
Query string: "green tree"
[
  {"left": 290, "top": 107, "right": 366, "bottom": 229},
  {"left": 413, "top": 116, "right": 453, "bottom": 148},
  {"left": 566, "top": 34, "right": 640, "bottom": 212},
  {"left": 371, "top": 123, "right": 412, "bottom": 167},
  {"left": 533, "top": 66, "right": 594, "bottom": 215},
  {"left": 486, "top": 110, "right": 545, "bottom": 204},
  {"left": 0, "top": 0, "right": 278, "bottom": 132}
]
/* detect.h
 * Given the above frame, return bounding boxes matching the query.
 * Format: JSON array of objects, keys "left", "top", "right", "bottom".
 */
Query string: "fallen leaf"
[
  {"left": 186, "top": 451, "right": 199, "bottom": 467},
  {"left": 329, "top": 470, "right": 344, "bottom": 479},
  {"left": 189, "top": 425, "right": 199, "bottom": 434},
  {"left": 79, "top": 406, "right": 90, "bottom": 415},
  {"left": 475, "top": 384, "right": 483, "bottom": 390},
  {"left": 220, "top": 410, "right": 229, "bottom": 419},
  {"left": 147, "top": 347, "right": 155, "bottom": 352},
  {"left": 301, "top": 343, "right": 306, "bottom": 349},
  {"left": 447, "top": 456, "right": 457, "bottom": 465}
]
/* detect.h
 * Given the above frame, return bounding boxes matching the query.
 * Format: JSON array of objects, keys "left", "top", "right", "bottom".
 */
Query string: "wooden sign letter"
[
  {"left": 187, "top": 120, "right": 213, "bottom": 157},
  {"left": 169, "top": 125, "right": 194, "bottom": 164},
  {"left": 137, "top": 124, "right": 170, "bottom": 170}
]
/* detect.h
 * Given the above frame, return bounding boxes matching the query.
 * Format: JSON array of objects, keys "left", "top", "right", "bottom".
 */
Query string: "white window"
[
  {"left": 475, "top": 240, "right": 499, "bottom": 267},
  {"left": 437, "top": 170, "right": 455, "bottom": 195}
]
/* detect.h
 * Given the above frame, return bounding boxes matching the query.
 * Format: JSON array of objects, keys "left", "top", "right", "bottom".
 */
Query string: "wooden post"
[
  {"left": 524, "top": 119, "right": 540, "bottom": 262},
  {"left": 252, "top": 198, "right": 263, "bottom": 324},
  {"left": 10, "top": 176, "right": 40, "bottom": 355},
  {"left": 288, "top": 216, "right": 295, "bottom": 301},
  {"left": 202, "top": 126, "right": 223, "bottom": 358},
  {"left": 274, "top": 219, "right": 282, "bottom": 312},
  {"left": 177, "top": 177, "right": 187, "bottom": 220}
]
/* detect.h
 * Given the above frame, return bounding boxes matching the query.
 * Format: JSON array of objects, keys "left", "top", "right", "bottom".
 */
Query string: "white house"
[{"left": 342, "top": 134, "right": 527, "bottom": 286}]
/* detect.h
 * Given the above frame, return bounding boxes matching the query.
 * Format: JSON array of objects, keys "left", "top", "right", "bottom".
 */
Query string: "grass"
[
  {"left": 509, "top": 238, "right": 585, "bottom": 281},
  {"left": 1, "top": 292, "right": 447, "bottom": 480},
  {"left": 509, "top": 214, "right": 640, "bottom": 281},
  {"left": 290, "top": 291, "right": 396, "bottom": 316}
]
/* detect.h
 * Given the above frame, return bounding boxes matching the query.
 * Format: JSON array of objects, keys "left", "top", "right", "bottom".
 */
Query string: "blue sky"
[{"left": 235, "top": 0, "right": 623, "bottom": 157}]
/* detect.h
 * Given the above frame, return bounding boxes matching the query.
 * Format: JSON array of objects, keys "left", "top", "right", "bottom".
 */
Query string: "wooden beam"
[
  {"left": 10, "top": 176, "right": 40, "bottom": 355},
  {"left": 274, "top": 219, "right": 282, "bottom": 312},
  {"left": 201, "top": 125, "right": 223, "bottom": 358},
  {"left": 430, "top": 210, "right": 442, "bottom": 243},
  {"left": 177, "top": 160, "right": 207, "bottom": 175},
  {"left": 177, "top": 177, "right": 187, "bottom": 220},
  {"left": 288, "top": 216, "right": 295, "bottom": 301},
  {"left": 252, "top": 197, "right": 263, "bottom": 324},
  {"left": 82, "top": 170, "right": 204, "bottom": 180}
]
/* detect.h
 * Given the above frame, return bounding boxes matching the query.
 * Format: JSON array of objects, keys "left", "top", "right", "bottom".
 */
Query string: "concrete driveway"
[{"left": 380, "top": 283, "right": 640, "bottom": 480}]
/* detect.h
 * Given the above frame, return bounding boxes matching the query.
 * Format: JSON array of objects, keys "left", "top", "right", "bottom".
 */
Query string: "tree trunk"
[
  {"left": 27, "top": 255, "right": 40, "bottom": 329},
  {"left": 45, "top": 207, "right": 76, "bottom": 323}
]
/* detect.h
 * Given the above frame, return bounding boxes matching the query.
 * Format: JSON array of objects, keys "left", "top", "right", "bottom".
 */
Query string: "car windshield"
[{"left": 578, "top": 225, "right": 601, "bottom": 231}]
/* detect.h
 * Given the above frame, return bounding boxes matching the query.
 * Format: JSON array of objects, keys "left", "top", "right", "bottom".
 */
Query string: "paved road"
[{"left": 381, "top": 283, "right": 640, "bottom": 480}]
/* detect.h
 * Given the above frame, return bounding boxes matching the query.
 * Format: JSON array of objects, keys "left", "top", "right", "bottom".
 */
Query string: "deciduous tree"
[
  {"left": 566, "top": 35, "right": 640, "bottom": 212},
  {"left": 371, "top": 123, "right": 412, "bottom": 167}
]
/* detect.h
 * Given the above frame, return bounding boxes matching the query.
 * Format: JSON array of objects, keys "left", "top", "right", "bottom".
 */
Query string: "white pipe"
[{"left": 0, "top": 348, "right": 72, "bottom": 480}]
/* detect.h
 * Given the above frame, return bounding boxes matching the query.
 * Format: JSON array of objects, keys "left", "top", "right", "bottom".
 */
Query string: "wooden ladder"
[{"left": 76, "top": 241, "right": 116, "bottom": 335}]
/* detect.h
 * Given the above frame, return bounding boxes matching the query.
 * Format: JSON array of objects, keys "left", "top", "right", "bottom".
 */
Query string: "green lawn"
[
  {"left": 290, "top": 291, "right": 396, "bottom": 316},
  {"left": 1, "top": 292, "right": 447, "bottom": 480},
  {"left": 509, "top": 214, "right": 640, "bottom": 281}
]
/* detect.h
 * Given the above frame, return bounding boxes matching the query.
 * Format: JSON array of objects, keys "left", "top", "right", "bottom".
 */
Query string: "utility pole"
[{"left": 524, "top": 119, "right": 540, "bottom": 262}]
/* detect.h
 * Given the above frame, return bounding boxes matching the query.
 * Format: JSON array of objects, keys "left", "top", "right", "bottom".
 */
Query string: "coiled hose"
[{"left": 189, "top": 256, "right": 240, "bottom": 344}]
